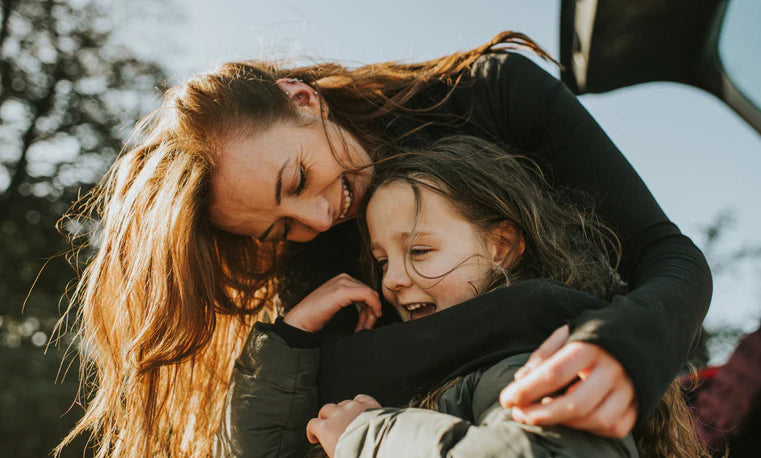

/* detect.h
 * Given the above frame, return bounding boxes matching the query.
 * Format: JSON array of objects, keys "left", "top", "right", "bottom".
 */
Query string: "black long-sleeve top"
[{"left": 274, "top": 51, "right": 712, "bottom": 423}]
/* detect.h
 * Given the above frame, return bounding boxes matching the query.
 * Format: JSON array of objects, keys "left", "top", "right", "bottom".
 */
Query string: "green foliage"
[{"left": 0, "top": 0, "right": 167, "bottom": 455}]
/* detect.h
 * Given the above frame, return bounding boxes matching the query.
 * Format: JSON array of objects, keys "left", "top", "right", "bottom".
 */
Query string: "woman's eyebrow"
[{"left": 258, "top": 157, "right": 294, "bottom": 242}]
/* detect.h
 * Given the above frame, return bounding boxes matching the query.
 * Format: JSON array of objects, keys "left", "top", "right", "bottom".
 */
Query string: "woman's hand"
[
  {"left": 306, "top": 394, "right": 381, "bottom": 458},
  {"left": 283, "top": 273, "right": 382, "bottom": 333},
  {"left": 499, "top": 325, "right": 637, "bottom": 438}
]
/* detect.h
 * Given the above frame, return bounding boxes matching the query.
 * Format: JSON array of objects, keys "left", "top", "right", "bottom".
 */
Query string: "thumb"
[{"left": 306, "top": 418, "right": 322, "bottom": 444}]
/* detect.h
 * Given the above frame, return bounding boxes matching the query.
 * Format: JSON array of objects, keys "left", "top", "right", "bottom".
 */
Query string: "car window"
[{"left": 718, "top": 0, "right": 761, "bottom": 112}]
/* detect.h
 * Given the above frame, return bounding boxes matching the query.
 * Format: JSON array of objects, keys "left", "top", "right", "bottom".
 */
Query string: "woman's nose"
[
  {"left": 288, "top": 196, "right": 333, "bottom": 241},
  {"left": 382, "top": 258, "right": 412, "bottom": 291}
]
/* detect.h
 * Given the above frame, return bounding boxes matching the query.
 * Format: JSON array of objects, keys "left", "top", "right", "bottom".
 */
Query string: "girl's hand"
[
  {"left": 499, "top": 325, "right": 637, "bottom": 438},
  {"left": 283, "top": 273, "right": 382, "bottom": 333},
  {"left": 306, "top": 394, "right": 381, "bottom": 457}
]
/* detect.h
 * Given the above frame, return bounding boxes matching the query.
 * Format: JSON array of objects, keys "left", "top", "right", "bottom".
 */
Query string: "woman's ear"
[
  {"left": 488, "top": 221, "right": 525, "bottom": 269},
  {"left": 275, "top": 78, "right": 327, "bottom": 118}
]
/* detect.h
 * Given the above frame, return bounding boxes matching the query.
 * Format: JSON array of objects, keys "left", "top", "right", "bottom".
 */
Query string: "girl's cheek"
[{"left": 380, "top": 286, "right": 396, "bottom": 306}]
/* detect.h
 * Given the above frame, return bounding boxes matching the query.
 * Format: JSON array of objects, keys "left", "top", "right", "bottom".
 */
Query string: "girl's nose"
[{"left": 382, "top": 258, "right": 412, "bottom": 291}]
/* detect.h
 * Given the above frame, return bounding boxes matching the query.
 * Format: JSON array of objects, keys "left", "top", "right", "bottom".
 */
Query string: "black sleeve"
[{"left": 469, "top": 52, "right": 712, "bottom": 422}]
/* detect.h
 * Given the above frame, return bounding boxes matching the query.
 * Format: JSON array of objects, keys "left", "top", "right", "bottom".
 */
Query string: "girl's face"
[
  {"left": 367, "top": 181, "right": 501, "bottom": 321},
  {"left": 209, "top": 82, "right": 373, "bottom": 242}
]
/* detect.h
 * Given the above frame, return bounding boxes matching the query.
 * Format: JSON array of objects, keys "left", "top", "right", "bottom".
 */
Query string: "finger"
[
  {"left": 515, "top": 325, "right": 570, "bottom": 380},
  {"left": 318, "top": 403, "right": 337, "bottom": 419},
  {"left": 354, "top": 308, "right": 368, "bottom": 332},
  {"left": 576, "top": 402, "right": 637, "bottom": 438},
  {"left": 306, "top": 417, "right": 322, "bottom": 444},
  {"left": 362, "top": 310, "right": 378, "bottom": 330},
  {"left": 510, "top": 367, "right": 614, "bottom": 425},
  {"left": 501, "top": 342, "right": 598, "bottom": 407},
  {"left": 331, "top": 286, "right": 382, "bottom": 317},
  {"left": 564, "top": 384, "right": 636, "bottom": 436},
  {"left": 337, "top": 399, "right": 353, "bottom": 407},
  {"left": 354, "top": 394, "right": 381, "bottom": 408}
]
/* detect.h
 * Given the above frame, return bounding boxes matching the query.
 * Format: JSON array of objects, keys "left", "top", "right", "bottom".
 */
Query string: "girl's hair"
[
  {"left": 361, "top": 135, "right": 622, "bottom": 301},
  {"left": 364, "top": 135, "right": 709, "bottom": 458},
  {"left": 55, "top": 32, "right": 552, "bottom": 457}
]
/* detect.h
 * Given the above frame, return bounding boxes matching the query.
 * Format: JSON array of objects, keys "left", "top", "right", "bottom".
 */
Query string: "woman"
[{"left": 56, "top": 32, "right": 711, "bottom": 457}]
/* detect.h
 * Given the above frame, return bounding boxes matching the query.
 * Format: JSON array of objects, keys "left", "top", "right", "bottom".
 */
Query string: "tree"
[
  {"left": 697, "top": 210, "right": 761, "bottom": 366},
  {"left": 0, "top": 0, "right": 167, "bottom": 455}
]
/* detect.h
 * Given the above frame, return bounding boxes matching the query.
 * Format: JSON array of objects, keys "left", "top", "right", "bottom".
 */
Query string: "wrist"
[
  {"left": 283, "top": 311, "right": 318, "bottom": 333},
  {"left": 278, "top": 316, "right": 323, "bottom": 347}
]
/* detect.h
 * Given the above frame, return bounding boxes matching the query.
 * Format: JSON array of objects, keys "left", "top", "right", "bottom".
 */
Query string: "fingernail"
[
  {"left": 511, "top": 408, "right": 527, "bottom": 422},
  {"left": 500, "top": 386, "right": 515, "bottom": 407},
  {"left": 514, "top": 367, "right": 528, "bottom": 380}
]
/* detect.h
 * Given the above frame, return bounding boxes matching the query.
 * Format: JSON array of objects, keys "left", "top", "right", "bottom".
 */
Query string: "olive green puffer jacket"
[
  {"left": 336, "top": 353, "right": 638, "bottom": 457},
  {"left": 216, "top": 324, "right": 638, "bottom": 458}
]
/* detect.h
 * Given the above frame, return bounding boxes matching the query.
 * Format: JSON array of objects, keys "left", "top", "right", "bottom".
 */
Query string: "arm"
[
  {"left": 217, "top": 274, "right": 382, "bottom": 457},
  {"left": 472, "top": 52, "right": 712, "bottom": 423},
  {"left": 216, "top": 322, "right": 319, "bottom": 458}
]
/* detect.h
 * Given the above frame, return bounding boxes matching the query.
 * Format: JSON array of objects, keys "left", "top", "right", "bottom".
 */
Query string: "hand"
[
  {"left": 306, "top": 394, "right": 381, "bottom": 458},
  {"left": 499, "top": 325, "right": 637, "bottom": 438},
  {"left": 283, "top": 274, "right": 382, "bottom": 333}
]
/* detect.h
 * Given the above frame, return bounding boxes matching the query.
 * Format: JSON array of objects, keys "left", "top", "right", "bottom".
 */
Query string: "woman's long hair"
[
  {"left": 55, "top": 32, "right": 552, "bottom": 457},
  {"left": 363, "top": 136, "right": 709, "bottom": 458}
]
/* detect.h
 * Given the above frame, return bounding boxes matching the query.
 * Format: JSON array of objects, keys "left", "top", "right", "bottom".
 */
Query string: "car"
[
  {"left": 559, "top": 0, "right": 761, "bottom": 134},
  {"left": 559, "top": 1, "right": 761, "bottom": 455}
]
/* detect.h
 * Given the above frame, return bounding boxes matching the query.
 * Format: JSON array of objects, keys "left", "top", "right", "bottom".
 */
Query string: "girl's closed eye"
[{"left": 409, "top": 247, "right": 433, "bottom": 258}]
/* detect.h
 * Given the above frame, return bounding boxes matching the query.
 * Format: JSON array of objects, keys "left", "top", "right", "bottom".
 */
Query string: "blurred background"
[{"left": 1, "top": 1, "right": 759, "bottom": 456}]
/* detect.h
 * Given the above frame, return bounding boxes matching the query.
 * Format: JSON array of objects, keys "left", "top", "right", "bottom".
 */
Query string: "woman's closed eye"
[
  {"left": 294, "top": 162, "right": 308, "bottom": 195},
  {"left": 281, "top": 218, "right": 293, "bottom": 241}
]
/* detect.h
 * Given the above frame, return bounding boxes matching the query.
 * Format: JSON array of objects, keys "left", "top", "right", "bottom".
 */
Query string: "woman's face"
[
  {"left": 210, "top": 118, "right": 373, "bottom": 242},
  {"left": 367, "top": 181, "right": 498, "bottom": 321}
]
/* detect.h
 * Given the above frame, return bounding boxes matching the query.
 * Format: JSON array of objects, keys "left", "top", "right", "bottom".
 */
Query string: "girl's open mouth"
[{"left": 404, "top": 302, "right": 437, "bottom": 320}]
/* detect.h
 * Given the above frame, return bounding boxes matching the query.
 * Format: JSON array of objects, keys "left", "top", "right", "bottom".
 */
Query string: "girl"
[
  {"left": 222, "top": 136, "right": 706, "bottom": 457},
  {"left": 57, "top": 33, "right": 711, "bottom": 456}
]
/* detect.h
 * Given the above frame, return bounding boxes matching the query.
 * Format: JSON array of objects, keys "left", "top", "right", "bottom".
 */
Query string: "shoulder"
[
  {"left": 469, "top": 51, "right": 560, "bottom": 94},
  {"left": 471, "top": 51, "right": 547, "bottom": 76},
  {"left": 455, "top": 51, "right": 567, "bottom": 150}
]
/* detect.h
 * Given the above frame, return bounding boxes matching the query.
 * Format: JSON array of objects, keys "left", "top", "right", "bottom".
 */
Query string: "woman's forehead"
[{"left": 209, "top": 128, "right": 296, "bottom": 235}]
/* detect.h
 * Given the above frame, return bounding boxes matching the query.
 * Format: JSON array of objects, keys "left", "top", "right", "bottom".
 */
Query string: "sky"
[{"left": 117, "top": 0, "right": 761, "bottom": 361}]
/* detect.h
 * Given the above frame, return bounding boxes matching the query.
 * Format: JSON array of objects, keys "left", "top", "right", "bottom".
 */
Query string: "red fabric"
[{"left": 692, "top": 327, "right": 761, "bottom": 448}]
